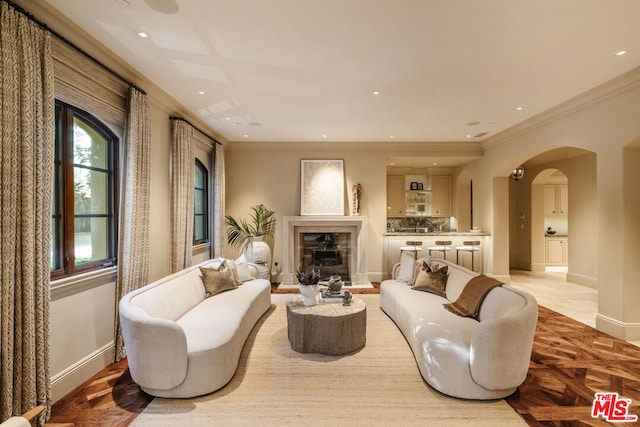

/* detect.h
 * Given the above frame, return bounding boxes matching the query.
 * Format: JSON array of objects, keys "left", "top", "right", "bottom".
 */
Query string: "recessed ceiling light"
[
  {"left": 197, "top": 90, "right": 205, "bottom": 95},
  {"left": 616, "top": 50, "right": 627, "bottom": 56},
  {"left": 516, "top": 106, "right": 524, "bottom": 111},
  {"left": 137, "top": 31, "right": 149, "bottom": 38},
  {"left": 225, "top": 117, "right": 231, "bottom": 121},
  {"left": 389, "top": 162, "right": 395, "bottom": 166},
  {"left": 389, "top": 134, "right": 395, "bottom": 139},
  {"left": 433, "top": 162, "right": 438, "bottom": 166},
  {"left": 243, "top": 134, "right": 249, "bottom": 138},
  {"left": 466, "top": 134, "right": 472, "bottom": 138},
  {"left": 322, "top": 134, "right": 328, "bottom": 139},
  {"left": 373, "top": 91, "right": 380, "bottom": 95}
]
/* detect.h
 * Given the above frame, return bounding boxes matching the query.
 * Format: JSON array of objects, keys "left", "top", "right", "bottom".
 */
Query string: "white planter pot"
[
  {"left": 298, "top": 284, "right": 319, "bottom": 306},
  {"left": 243, "top": 236, "right": 271, "bottom": 267}
]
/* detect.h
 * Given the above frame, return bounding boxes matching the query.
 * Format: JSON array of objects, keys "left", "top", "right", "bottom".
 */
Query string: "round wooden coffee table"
[{"left": 286, "top": 298, "right": 366, "bottom": 355}]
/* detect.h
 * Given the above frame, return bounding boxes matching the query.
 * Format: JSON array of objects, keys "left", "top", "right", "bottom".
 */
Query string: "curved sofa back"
[{"left": 126, "top": 261, "right": 214, "bottom": 322}]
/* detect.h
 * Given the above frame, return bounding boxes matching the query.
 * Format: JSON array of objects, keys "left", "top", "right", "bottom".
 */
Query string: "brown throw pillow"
[
  {"left": 413, "top": 264, "right": 448, "bottom": 297},
  {"left": 200, "top": 262, "right": 237, "bottom": 297}
]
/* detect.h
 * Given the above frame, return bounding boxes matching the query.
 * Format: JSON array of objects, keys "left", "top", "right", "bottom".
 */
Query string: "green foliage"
[
  {"left": 225, "top": 204, "right": 276, "bottom": 249},
  {"left": 295, "top": 268, "right": 321, "bottom": 286}
]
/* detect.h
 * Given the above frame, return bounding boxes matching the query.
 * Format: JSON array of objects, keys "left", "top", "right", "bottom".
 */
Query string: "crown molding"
[
  {"left": 226, "top": 140, "right": 483, "bottom": 156},
  {"left": 482, "top": 66, "right": 640, "bottom": 150}
]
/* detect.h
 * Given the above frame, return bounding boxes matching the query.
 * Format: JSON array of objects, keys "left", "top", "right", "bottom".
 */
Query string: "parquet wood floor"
[
  {"left": 45, "top": 286, "right": 640, "bottom": 426},
  {"left": 506, "top": 305, "right": 640, "bottom": 426}
]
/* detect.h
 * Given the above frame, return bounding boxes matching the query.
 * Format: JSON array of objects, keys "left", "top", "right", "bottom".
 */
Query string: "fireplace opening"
[{"left": 299, "top": 232, "right": 351, "bottom": 284}]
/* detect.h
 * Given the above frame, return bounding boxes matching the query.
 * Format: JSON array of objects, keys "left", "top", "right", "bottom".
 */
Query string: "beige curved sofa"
[
  {"left": 119, "top": 259, "right": 271, "bottom": 398},
  {"left": 380, "top": 257, "right": 537, "bottom": 400}
]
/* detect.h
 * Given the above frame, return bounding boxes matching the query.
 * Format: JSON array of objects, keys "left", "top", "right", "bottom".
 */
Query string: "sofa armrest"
[
  {"left": 391, "top": 262, "right": 401, "bottom": 280},
  {"left": 247, "top": 262, "right": 269, "bottom": 280},
  {"left": 119, "top": 301, "right": 188, "bottom": 390},
  {"left": 469, "top": 290, "right": 538, "bottom": 390}
]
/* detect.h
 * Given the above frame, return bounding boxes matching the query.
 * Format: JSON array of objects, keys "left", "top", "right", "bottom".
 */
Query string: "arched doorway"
[{"left": 531, "top": 169, "right": 568, "bottom": 272}]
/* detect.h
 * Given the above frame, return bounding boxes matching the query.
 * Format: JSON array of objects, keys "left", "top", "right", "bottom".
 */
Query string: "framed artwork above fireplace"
[{"left": 300, "top": 159, "right": 344, "bottom": 215}]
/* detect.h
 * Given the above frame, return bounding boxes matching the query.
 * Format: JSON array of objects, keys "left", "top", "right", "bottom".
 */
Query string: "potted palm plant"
[{"left": 225, "top": 204, "right": 276, "bottom": 267}]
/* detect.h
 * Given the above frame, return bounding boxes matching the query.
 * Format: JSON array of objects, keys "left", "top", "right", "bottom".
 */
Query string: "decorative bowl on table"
[{"left": 327, "top": 275, "right": 343, "bottom": 294}]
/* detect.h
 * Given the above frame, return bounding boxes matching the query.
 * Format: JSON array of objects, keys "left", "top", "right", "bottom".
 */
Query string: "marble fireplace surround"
[{"left": 282, "top": 216, "right": 368, "bottom": 285}]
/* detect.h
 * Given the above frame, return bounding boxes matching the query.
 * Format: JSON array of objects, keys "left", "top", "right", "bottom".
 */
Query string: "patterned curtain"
[
  {"left": 0, "top": 2, "right": 54, "bottom": 424},
  {"left": 170, "top": 120, "right": 195, "bottom": 272},
  {"left": 212, "top": 143, "right": 226, "bottom": 258},
  {"left": 114, "top": 87, "right": 152, "bottom": 361}
]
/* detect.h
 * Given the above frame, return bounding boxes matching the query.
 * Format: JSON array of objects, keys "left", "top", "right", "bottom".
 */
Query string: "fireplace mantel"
[{"left": 282, "top": 216, "right": 368, "bottom": 285}]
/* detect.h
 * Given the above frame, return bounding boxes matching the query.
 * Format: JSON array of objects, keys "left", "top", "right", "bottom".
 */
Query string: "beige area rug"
[{"left": 131, "top": 295, "right": 526, "bottom": 427}]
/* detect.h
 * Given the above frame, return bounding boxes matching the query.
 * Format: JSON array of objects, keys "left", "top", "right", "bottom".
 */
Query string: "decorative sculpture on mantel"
[{"left": 352, "top": 183, "right": 361, "bottom": 215}]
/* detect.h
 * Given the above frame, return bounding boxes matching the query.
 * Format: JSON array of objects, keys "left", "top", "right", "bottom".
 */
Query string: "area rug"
[{"left": 131, "top": 295, "right": 526, "bottom": 426}]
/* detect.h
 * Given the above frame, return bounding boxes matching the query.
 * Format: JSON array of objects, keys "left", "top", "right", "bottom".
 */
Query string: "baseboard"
[
  {"left": 567, "top": 272, "right": 598, "bottom": 289},
  {"left": 51, "top": 342, "right": 115, "bottom": 404},
  {"left": 596, "top": 314, "right": 640, "bottom": 341},
  {"left": 367, "top": 272, "right": 384, "bottom": 283},
  {"left": 529, "top": 263, "right": 546, "bottom": 272}
]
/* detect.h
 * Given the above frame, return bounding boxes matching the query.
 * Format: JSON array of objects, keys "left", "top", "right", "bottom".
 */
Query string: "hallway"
[{"left": 509, "top": 270, "right": 640, "bottom": 347}]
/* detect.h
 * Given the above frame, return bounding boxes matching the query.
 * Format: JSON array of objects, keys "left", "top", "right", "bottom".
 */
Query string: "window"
[
  {"left": 51, "top": 100, "right": 118, "bottom": 279},
  {"left": 194, "top": 159, "right": 209, "bottom": 244}
]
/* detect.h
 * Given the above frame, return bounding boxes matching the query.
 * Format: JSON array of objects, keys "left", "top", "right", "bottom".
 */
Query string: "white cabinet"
[
  {"left": 386, "top": 174, "right": 451, "bottom": 218},
  {"left": 404, "top": 191, "right": 430, "bottom": 216},
  {"left": 386, "top": 176, "right": 404, "bottom": 216},
  {"left": 544, "top": 184, "right": 568, "bottom": 216},
  {"left": 545, "top": 236, "right": 568, "bottom": 265},
  {"left": 430, "top": 175, "right": 451, "bottom": 217}
]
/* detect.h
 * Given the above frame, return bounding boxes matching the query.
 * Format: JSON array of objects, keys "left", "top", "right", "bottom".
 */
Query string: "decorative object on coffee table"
[
  {"left": 343, "top": 290, "right": 352, "bottom": 306},
  {"left": 327, "top": 275, "right": 343, "bottom": 294},
  {"left": 296, "top": 269, "right": 321, "bottom": 306}
]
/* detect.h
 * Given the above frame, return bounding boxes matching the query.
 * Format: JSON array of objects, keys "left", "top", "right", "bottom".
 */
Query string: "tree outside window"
[{"left": 51, "top": 100, "right": 118, "bottom": 279}]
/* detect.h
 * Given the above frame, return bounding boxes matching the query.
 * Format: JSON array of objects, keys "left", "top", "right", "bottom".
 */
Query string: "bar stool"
[
  {"left": 400, "top": 240, "right": 423, "bottom": 260},
  {"left": 428, "top": 240, "right": 452, "bottom": 260},
  {"left": 456, "top": 240, "right": 481, "bottom": 272}
]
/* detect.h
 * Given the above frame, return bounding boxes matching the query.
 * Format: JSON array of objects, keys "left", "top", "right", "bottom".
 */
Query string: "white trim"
[
  {"left": 51, "top": 342, "right": 115, "bottom": 403},
  {"left": 596, "top": 315, "right": 640, "bottom": 341},
  {"left": 567, "top": 272, "right": 598, "bottom": 289}
]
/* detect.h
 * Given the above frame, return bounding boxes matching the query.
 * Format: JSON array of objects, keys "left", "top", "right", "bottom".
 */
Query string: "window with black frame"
[
  {"left": 194, "top": 158, "right": 209, "bottom": 245},
  {"left": 51, "top": 100, "right": 118, "bottom": 279}
]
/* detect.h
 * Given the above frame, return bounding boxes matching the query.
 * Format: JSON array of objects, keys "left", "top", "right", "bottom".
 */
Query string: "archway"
[
  {"left": 531, "top": 169, "right": 568, "bottom": 272},
  {"left": 506, "top": 147, "right": 596, "bottom": 286}
]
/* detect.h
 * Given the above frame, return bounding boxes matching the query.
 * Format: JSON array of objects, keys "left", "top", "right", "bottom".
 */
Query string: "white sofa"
[
  {"left": 380, "top": 256, "right": 537, "bottom": 400},
  {"left": 119, "top": 259, "right": 271, "bottom": 398}
]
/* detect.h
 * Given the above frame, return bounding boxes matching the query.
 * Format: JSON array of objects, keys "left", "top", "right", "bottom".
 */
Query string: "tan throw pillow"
[
  {"left": 413, "top": 264, "right": 448, "bottom": 297},
  {"left": 200, "top": 262, "right": 237, "bottom": 297},
  {"left": 226, "top": 260, "right": 244, "bottom": 286}
]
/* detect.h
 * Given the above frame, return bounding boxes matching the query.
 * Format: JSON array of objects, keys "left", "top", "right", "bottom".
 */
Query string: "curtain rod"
[
  {"left": 2, "top": 0, "right": 145, "bottom": 94},
  {"left": 170, "top": 116, "right": 222, "bottom": 146}
]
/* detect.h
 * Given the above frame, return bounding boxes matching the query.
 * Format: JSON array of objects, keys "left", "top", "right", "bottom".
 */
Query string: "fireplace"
[
  {"left": 282, "top": 216, "right": 368, "bottom": 285},
  {"left": 299, "top": 230, "right": 352, "bottom": 283}
]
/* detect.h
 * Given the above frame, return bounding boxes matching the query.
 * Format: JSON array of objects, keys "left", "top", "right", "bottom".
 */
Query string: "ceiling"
[{"left": 40, "top": 0, "right": 640, "bottom": 145}]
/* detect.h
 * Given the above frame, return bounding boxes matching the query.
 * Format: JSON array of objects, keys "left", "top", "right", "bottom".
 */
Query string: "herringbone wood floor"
[{"left": 45, "top": 285, "right": 640, "bottom": 426}]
